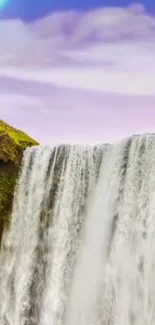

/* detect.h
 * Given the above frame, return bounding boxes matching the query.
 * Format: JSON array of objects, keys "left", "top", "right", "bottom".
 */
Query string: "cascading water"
[
  {"left": 0, "top": 144, "right": 106, "bottom": 325},
  {"left": 1, "top": 135, "right": 155, "bottom": 325},
  {"left": 67, "top": 135, "right": 155, "bottom": 325}
]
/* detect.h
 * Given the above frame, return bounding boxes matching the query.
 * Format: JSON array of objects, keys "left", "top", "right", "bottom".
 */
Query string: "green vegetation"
[
  {"left": 0, "top": 120, "right": 39, "bottom": 243},
  {"left": 0, "top": 164, "right": 18, "bottom": 224},
  {"left": 0, "top": 119, "right": 39, "bottom": 164}
]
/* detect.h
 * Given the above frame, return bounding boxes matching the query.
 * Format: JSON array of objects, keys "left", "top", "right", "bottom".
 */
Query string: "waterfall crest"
[{"left": 1, "top": 135, "right": 155, "bottom": 325}]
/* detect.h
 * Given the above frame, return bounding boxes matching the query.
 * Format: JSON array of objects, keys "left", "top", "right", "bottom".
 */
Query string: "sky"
[
  {"left": 0, "top": 1, "right": 155, "bottom": 145},
  {"left": 0, "top": 0, "right": 155, "bottom": 20}
]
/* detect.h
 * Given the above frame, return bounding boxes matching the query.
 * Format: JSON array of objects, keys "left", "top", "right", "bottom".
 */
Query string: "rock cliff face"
[{"left": 0, "top": 120, "right": 39, "bottom": 244}]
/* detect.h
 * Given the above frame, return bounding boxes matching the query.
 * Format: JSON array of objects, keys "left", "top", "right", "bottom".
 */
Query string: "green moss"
[
  {"left": 0, "top": 165, "right": 18, "bottom": 223},
  {"left": 0, "top": 164, "right": 19, "bottom": 243},
  {"left": 0, "top": 119, "right": 38, "bottom": 148},
  {"left": 0, "top": 120, "right": 39, "bottom": 244},
  {"left": 0, "top": 120, "right": 39, "bottom": 165}
]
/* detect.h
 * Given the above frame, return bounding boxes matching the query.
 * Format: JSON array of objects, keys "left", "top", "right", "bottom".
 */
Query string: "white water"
[
  {"left": 1, "top": 136, "right": 155, "bottom": 325},
  {"left": 67, "top": 135, "right": 155, "bottom": 325},
  {"left": 0, "top": 144, "right": 106, "bottom": 325}
]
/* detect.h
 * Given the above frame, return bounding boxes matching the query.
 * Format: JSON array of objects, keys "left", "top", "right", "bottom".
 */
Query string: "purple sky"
[{"left": 1, "top": 4, "right": 155, "bottom": 145}]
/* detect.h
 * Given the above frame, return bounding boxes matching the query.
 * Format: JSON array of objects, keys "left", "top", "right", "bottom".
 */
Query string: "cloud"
[
  {"left": 1, "top": 76, "right": 155, "bottom": 145},
  {"left": 29, "top": 4, "right": 155, "bottom": 43},
  {"left": 0, "top": 19, "right": 35, "bottom": 55},
  {"left": 1, "top": 40, "right": 155, "bottom": 96},
  {"left": 0, "top": 4, "right": 155, "bottom": 144}
]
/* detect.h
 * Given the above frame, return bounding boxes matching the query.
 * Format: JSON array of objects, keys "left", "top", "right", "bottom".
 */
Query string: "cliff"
[{"left": 0, "top": 120, "right": 39, "bottom": 243}]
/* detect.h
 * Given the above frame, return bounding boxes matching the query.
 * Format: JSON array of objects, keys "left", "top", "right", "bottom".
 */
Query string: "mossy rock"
[
  {"left": 0, "top": 119, "right": 39, "bottom": 164},
  {"left": 0, "top": 120, "right": 39, "bottom": 243}
]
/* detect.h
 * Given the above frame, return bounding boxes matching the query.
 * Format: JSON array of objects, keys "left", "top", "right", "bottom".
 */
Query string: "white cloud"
[
  {"left": 28, "top": 5, "right": 155, "bottom": 43},
  {"left": 1, "top": 44, "right": 155, "bottom": 96},
  {"left": 1, "top": 4, "right": 155, "bottom": 143},
  {"left": 0, "top": 19, "right": 35, "bottom": 55}
]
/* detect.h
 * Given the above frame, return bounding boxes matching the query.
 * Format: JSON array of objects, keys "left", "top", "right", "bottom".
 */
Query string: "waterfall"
[
  {"left": 1, "top": 135, "right": 155, "bottom": 325},
  {"left": 67, "top": 135, "right": 155, "bottom": 325},
  {"left": 0, "top": 144, "right": 106, "bottom": 325}
]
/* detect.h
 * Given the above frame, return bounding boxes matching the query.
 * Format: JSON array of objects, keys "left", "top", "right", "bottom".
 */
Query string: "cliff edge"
[{"left": 0, "top": 120, "right": 39, "bottom": 243}]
